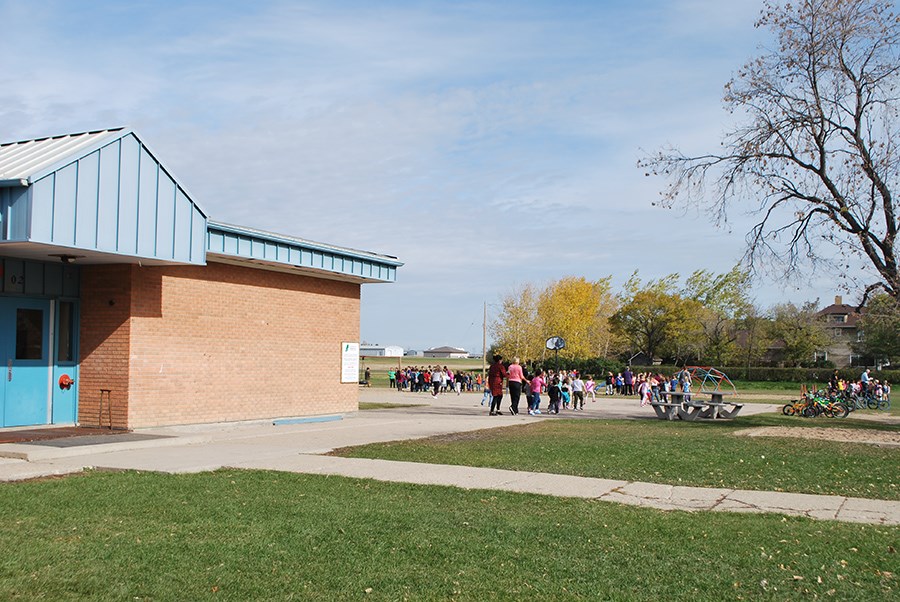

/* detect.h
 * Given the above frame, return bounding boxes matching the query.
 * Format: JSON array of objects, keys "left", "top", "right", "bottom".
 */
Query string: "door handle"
[{"left": 7, "top": 359, "right": 11, "bottom": 382}]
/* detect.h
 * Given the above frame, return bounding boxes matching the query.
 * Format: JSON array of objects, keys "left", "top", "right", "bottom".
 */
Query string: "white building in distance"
[
  {"left": 360, "top": 344, "right": 404, "bottom": 357},
  {"left": 424, "top": 346, "right": 469, "bottom": 359}
]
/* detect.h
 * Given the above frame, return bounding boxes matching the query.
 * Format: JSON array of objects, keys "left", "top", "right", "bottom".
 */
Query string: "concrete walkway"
[{"left": 0, "top": 389, "right": 897, "bottom": 526}]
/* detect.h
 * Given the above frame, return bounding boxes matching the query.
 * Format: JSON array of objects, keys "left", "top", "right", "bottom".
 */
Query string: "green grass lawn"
[
  {"left": 334, "top": 414, "right": 900, "bottom": 500},
  {"left": 0, "top": 470, "right": 895, "bottom": 601}
]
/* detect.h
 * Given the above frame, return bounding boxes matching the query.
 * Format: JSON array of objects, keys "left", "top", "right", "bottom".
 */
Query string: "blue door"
[{"left": 0, "top": 297, "right": 52, "bottom": 427}]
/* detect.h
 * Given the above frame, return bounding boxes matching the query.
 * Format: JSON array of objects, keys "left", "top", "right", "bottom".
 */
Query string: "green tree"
[
  {"left": 769, "top": 302, "right": 832, "bottom": 366},
  {"left": 854, "top": 293, "right": 900, "bottom": 363},
  {"left": 641, "top": 0, "right": 900, "bottom": 301},
  {"left": 611, "top": 273, "right": 694, "bottom": 361},
  {"left": 683, "top": 267, "right": 753, "bottom": 365},
  {"left": 734, "top": 308, "right": 775, "bottom": 375}
]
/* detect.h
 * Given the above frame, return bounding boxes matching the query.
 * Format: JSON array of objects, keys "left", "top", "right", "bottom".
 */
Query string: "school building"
[{"left": 0, "top": 128, "right": 401, "bottom": 429}]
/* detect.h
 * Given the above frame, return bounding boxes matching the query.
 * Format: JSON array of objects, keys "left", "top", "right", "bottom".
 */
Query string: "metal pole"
[{"left": 482, "top": 301, "right": 487, "bottom": 384}]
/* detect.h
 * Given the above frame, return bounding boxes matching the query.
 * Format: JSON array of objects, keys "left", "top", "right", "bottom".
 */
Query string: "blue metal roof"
[
  {"left": 207, "top": 221, "right": 401, "bottom": 283},
  {"left": 0, "top": 129, "right": 125, "bottom": 185},
  {"left": 0, "top": 128, "right": 208, "bottom": 265},
  {"left": 0, "top": 128, "right": 401, "bottom": 283}
]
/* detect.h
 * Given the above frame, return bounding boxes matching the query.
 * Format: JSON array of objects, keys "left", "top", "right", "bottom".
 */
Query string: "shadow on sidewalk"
[{"left": 0, "top": 426, "right": 130, "bottom": 445}]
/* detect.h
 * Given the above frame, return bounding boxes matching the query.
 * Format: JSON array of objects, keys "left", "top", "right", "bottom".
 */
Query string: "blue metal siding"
[
  {"left": 5, "top": 129, "right": 399, "bottom": 279},
  {"left": 43, "top": 263, "right": 63, "bottom": 296},
  {"left": 51, "top": 163, "right": 78, "bottom": 245},
  {"left": 136, "top": 146, "right": 158, "bottom": 257},
  {"left": 155, "top": 171, "right": 176, "bottom": 257},
  {"left": 24, "top": 262, "right": 44, "bottom": 295},
  {"left": 21, "top": 133, "right": 206, "bottom": 265},
  {"left": 205, "top": 222, "right": 401, "bottom": 283},
  {"left": 74, "top": 150, "right": 99, "bottom": 248},
  {"left": 191, "top": 209, "right": 206, "bottom": 262},
  {"left": 116, "top": 135, "right": 140, "bottom": 255},
  {"left": 29, "top": 179, "right": 52, "bottom": 241},
  {"left": 62, "top": 267, "right": 79, "bottom": 297},
  {"left": 0, "top": 257, "right": 80, "bottom": 297},
  {"left": 173, "top": 190, "right": 192, "bottom": 261},
  {"left": 4, "top": 259, "right": 24, "bottom": 292},
  {"left": 96, "top": 144, "right": 120, "bottom": 251},
  {"left": 1, "top": 186, "right": 30, "bottom": 240}
]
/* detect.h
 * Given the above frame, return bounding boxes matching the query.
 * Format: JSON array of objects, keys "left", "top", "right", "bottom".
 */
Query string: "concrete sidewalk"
[{"left": 0, "top": 389, "right": 897, "bottom": 526}]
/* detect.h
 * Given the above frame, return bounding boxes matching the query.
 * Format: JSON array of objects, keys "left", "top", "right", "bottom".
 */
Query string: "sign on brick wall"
[{"left": 341, "top": 342, "right": 360, "bottom": 383}]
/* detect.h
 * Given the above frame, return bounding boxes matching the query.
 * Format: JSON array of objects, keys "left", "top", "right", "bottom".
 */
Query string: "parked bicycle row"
[{"left": 783, "top": 385, "right": 891, "bottom": 419}]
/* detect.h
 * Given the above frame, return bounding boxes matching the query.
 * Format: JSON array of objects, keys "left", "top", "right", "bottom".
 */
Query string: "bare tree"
[{"left": 641, "top": 0, "right": 900, "bottom": 302}]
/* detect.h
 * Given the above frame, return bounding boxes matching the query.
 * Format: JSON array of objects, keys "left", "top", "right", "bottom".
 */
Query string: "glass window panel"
[
  {"left": 16, "top": 308, "right": 43, "bottom": 360},
  {"left": 57, "top": 301, "right": 75, "bottom": 362}
]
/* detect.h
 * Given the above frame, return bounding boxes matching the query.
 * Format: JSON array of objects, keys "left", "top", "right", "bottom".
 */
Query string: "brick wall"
[
  {"left": 79, "top": 261, "right": 361, "bottom": 428},
  {"left": 78, "top": 265, "right": 134, "bottom": 429}
]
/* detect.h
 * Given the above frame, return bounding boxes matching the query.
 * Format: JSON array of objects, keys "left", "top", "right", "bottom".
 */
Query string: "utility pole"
[{"left": 482, "top": 301, "right": 487, "bottom": 383}]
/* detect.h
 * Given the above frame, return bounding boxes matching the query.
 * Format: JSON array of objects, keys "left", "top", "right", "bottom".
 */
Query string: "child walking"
[
  {"left": 585, "top": 375, "right": 596, "bottom": 403},
  {"left": 528, "top": 369, "right": 545, "bottom": 415},
  {"left": 572, "top": 374, "right": 585, "bottom": 410},
  {"left": 548, "top": 377, "right": 562, "bottom": 414}
]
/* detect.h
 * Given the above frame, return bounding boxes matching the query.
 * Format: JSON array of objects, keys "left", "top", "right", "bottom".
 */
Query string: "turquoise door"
[{"left": 0, "top": 297, "right": 52, "bottom": 427}]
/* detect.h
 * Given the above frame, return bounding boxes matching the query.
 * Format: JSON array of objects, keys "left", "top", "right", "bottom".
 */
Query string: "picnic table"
[{"left": 650, "top": 391, "right": 744, "bottom": 421}]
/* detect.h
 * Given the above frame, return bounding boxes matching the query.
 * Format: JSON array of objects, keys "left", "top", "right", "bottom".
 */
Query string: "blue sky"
[{"left": 0, "top": 1, "right": 847, "bottom": 352}]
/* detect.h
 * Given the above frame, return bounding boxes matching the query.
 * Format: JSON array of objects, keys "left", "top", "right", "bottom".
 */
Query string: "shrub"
[{"left": 628, "top": 365, "right": 900, "bottom": 384}]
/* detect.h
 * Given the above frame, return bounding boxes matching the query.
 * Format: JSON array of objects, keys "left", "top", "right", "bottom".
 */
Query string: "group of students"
[
  {"left": 484, "top": 355, "right": 613, "bottom": 416},
  {"left": 484, "top": 355, "right": 698, "bottom": 416},
  {"left": 390, "top": 367, "right": 481, "bottom": 394}
]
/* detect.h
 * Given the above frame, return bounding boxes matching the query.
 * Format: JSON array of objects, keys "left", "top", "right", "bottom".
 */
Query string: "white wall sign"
[{"left": 341, "top": 342, "right": 360, "bottom": 383}]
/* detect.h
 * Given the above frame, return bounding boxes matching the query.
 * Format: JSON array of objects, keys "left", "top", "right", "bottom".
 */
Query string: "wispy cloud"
[{"left": 0, "top": 0, "right": 840, "bottom": 351}]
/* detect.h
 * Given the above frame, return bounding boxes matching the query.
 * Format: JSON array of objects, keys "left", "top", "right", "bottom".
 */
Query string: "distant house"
[
  {"left": 404, "top": 349, "right": 424, "bottom": 357},
  {"left": 424, "top": 346, "right": 469, "bottom": 359},
  {"left": 816, "top": 295, "right": 863, "bottom": 367},
  {"left": 627, "top": 352, "right": 662, "bottom": 366},
  {"left": 360, "top": 344, "right": 404, "bottom": 357}
]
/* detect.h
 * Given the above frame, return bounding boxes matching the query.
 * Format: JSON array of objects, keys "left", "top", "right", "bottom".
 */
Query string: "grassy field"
[
  {"left": 334, "top": 414, "right": 900, "bottom": 500},
  {"left": 4, "top": 363, "right": 891, "bottom": 599},
  {"left": 0, "top": 469, "right": 896, "bottom": 601}
]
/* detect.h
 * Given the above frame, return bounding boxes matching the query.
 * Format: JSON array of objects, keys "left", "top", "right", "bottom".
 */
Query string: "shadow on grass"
[{"left": 702, "top": 412, "right": 898, "bottom": 432}]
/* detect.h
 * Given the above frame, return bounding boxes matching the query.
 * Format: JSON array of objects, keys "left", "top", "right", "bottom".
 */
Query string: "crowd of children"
[
  {"left": 482, "top": 364, "right": 696, "bottom": 416},
  {"left": 389, "top": 366, "right": 482, "bottom": 395},
  {"left": 389, "top": 363, "right": 892, "bottom": 416}
]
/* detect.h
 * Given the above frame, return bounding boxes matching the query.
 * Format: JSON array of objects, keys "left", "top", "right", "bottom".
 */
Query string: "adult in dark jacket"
[{"left": 488, "top": 354, "right": 508, "bottom": 416}]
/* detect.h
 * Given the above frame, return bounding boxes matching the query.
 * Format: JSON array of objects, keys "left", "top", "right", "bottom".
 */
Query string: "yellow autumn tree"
[
  {"left": 536, "top": 276, "right": 617, "bottom": 359},
  {"left": 489, "top": 283, "right": 542, "bottom": 361}
]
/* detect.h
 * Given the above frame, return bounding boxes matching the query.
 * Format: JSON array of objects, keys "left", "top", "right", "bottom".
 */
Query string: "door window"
[
  {"left": 15, "top": 308, "right": 43, "bottom": 360},
  {"left": 57, "top": 301, "right": 75, "bottom": 362}
]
